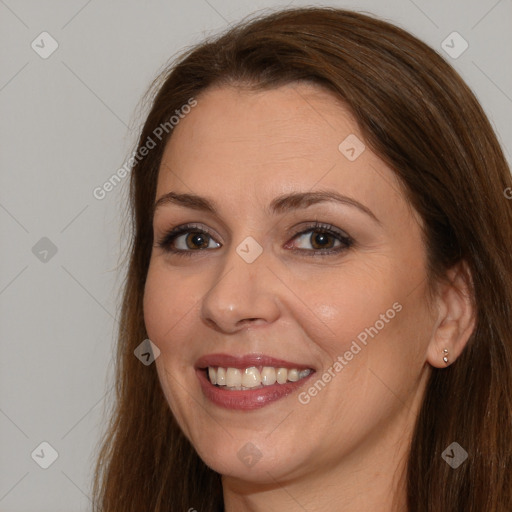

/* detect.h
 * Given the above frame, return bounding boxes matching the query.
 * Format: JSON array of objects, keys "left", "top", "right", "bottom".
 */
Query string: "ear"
[{"left": 426, "top": 261, "right": 476, "bottom": 368}]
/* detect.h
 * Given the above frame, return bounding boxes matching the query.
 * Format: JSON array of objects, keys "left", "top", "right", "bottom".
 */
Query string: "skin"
[{"left": 143, "top": 83, "right": 475, "bottom": 511}]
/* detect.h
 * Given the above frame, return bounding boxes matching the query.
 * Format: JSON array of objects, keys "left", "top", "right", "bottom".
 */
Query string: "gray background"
[{"left": 0, "top": 0, "right": 510, "bottom": 510}]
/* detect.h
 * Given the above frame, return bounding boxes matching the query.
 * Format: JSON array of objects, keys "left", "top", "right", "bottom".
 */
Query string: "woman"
[{"left": 92, "top": 6, "right": 512, "bottom": 511}]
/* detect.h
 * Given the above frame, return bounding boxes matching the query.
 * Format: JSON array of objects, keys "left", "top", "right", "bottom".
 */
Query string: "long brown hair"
[{"left": 91, "top": 7, "right": 512, "bottom": 511}]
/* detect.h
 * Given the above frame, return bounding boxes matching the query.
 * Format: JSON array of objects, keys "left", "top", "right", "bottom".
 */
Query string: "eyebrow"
[{"left": 153, "top": 190, "right": 381, "bottom": 224}]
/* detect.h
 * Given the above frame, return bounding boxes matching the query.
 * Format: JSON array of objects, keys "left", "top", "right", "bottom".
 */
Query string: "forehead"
[
  {"left": 155, "top": 83, "right": 411, "bottom": 225},
  {"left": 159, "top": 83, "right": 356, "bottom": 179}
]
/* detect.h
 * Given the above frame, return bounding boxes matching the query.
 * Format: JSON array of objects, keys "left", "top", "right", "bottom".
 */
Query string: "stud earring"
[{"left": 443, "top": 348, "right": 449, "bottom": 364}]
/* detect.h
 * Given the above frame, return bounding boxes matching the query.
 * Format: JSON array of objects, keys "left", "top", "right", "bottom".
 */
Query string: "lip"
[{"left": 195, "top": 353, "right": 316, "bottom": 410}]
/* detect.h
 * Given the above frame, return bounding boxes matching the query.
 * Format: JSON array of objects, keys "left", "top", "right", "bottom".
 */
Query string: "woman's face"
[{"left": 143, "top": 83, "right": 437, "bottom": 484}]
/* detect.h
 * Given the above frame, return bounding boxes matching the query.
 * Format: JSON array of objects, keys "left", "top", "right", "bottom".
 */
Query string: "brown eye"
[
  {"left": 309, "top": 231, "right": 337, "bottom": 250},
  {"left": 183, "top": 232, "right": 211, "bottom": 250},
  {"left": 287, "top": 224, "right": 353, "bottom": 255},
  {"left": 156, "top": 224, "right": 221, "bottom": 256}
]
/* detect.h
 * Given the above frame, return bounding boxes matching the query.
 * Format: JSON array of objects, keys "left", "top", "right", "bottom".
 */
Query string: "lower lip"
[{"left": 196, "top": 368, "right": 315, "bottom": 410}]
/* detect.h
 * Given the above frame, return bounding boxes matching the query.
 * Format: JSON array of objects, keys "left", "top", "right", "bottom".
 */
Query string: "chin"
[{"left": 192, "top": 434, "right": 307, "bottom": 484}]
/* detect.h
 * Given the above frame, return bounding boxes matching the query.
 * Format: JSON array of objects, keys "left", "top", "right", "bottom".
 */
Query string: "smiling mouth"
[
  {"left": 203, "top": 365, "right": 314, "bottom": 390},
  {"left": 195, "top": 353, "right": 317, "bottom": 409}
]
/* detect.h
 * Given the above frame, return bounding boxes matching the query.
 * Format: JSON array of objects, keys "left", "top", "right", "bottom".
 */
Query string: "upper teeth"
[{"left": 208, "top": 366, "right": 312, "bottom": 390}]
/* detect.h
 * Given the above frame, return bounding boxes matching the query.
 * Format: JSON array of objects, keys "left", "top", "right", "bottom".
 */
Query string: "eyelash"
[{"left": 155, "top": 222, "right": 354, "bottom": 258}]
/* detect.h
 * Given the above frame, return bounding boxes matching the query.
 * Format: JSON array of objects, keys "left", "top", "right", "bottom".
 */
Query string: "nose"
[{"left": 200, "top": 241, "right": 281, "bottom": 334}]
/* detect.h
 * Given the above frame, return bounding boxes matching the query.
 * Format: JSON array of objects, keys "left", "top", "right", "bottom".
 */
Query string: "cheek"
[
  {"left": 294, "top": 273, "right": 431, "bottom": 445},
  {"left": 299, "top": 266, "right": 400, "bottom": 357},
  {"left": 143, "top": 273, "right": 168, "bottom": 345},
  {"left": 299, "top": 256, "right": 430, "bottom": 378},
  {"left": 143, "top": 264, "right": 201, "bottom": 426},
  {"left": 143, "top": 262, "right": 191, "bottom": 348}
]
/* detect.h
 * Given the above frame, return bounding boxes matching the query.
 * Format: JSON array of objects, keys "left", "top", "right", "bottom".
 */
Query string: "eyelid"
[{"left": 287, "top": 222, "right": 351, "bottom": 242}]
